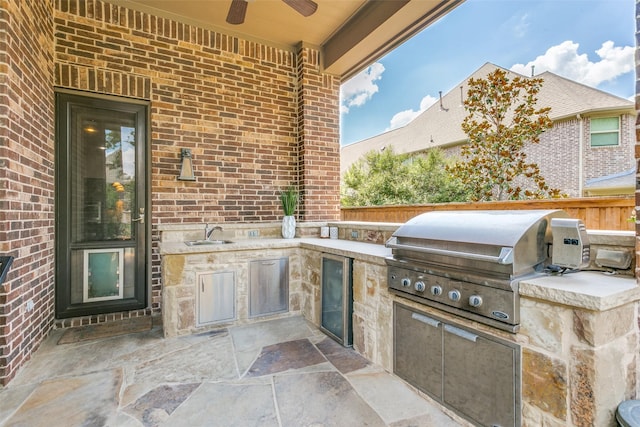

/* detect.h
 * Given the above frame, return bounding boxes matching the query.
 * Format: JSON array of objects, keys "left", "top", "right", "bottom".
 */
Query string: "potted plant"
[{"left": 280, "top": 186, "right": 298, "bottom": 239}]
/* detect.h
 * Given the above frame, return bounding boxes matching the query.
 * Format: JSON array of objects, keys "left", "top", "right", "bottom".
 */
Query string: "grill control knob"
[
  {"left": 401, "top": 278, "right": 411, "bottom": 288},
  {"left": 448, "top": 289, "right": 461, "bottom": 302},
  {"left": 414, "top": 281, "right": 426, "bottom": 292},
  {"left": 469, "top": 295, "right": 483, "bottom": 307},
  {"left": 430, "top": 285, "right": 443, "bottom": 296}
]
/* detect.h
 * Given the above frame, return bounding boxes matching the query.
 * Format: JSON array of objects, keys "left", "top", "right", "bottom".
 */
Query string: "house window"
[{"left": 590, "top": 117, "right": 620, "bottom": 147}]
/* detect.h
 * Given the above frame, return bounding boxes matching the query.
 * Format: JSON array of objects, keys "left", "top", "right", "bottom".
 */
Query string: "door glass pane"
[
  {"left": 71, "top": 106, "right": 137, "bottom": 243},
  {"left": 322, "top": 257, "right": 345, "bottom": 339},
  {"left": 70, "top": 247, "right": 135, "bottom": 304}
]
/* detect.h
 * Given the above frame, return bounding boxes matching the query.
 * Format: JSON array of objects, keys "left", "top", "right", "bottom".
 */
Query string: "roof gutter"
[
  {"left": 577, "top": 114, "right": 584, "bottom": 196},
  {"left": 551, "top": 106, "right": 635, "bottom": 122}
]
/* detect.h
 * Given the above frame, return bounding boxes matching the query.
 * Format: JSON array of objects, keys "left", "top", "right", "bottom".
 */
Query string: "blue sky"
[{"left": 340, "top": 0, "right": 635, "bottom": 146}]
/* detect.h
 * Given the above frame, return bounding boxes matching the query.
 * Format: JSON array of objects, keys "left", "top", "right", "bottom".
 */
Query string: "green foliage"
[
  {"left": 447, "top": 68, "right": 563, "bottom": 201},
  {"left": 341, "top": 147, "right": 470, "bottom": 206},
  {"left": 280, "top": 186, "right": 298, "bottom": 216}
]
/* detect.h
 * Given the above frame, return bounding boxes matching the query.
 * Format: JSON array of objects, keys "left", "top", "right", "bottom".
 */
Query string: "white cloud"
[
  {"left": 505, "top": 12, "right": 529, "bottom": 39},
  {"left": 340, "top": 62, "right": 385, "bottom": 114},
  {"left": 386, "top": 95, "right": 437, "bottom": 131},
  {"left": 510, "top": 40, "right": 634, "bottom": 87}
]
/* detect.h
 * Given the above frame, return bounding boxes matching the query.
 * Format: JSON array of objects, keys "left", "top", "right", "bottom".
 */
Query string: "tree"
[
  {"left": 341, "top": 147, "right": 469, "bottom": 206},
  {"left": 408, "top": 150, "right": 471, "bottom": 203},
  {"left": 447, "top": 68, "right": 563, "bottom": 201}
]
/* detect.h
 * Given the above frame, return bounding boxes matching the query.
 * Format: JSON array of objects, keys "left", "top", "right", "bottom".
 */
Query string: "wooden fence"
[{"left": 340, "top": 196, "right": 636, "bottom": 231}]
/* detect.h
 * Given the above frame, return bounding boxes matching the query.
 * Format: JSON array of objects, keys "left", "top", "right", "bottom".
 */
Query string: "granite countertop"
[{"left": 159, "top": 238, "right": 639, "bottom": 310}]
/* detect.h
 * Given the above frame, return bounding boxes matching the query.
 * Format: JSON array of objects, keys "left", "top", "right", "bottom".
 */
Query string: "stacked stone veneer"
[
  {"left": 162, "top": 246, "right": 302, "bottom": 337},
  {"left": 518, "top": 292, "right": 637, "bottom": 427}
]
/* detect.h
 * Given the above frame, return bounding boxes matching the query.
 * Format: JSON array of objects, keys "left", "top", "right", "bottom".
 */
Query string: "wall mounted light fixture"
[{"left": 177, "top": 148, "right": 196, "bottom": 181}]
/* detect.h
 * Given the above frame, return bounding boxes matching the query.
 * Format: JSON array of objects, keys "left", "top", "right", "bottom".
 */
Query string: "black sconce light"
[{"left": 178, "top": 148, "right": 196, "bottom": 181}]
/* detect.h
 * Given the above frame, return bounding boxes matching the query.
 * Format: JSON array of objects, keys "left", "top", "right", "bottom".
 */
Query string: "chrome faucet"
[{"left": 204, "top": 224, "right": 223, "bottom": 241}]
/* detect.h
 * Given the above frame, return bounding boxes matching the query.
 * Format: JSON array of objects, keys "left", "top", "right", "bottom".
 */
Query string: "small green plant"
[{"left": 280, "top": 186, "right": 298, "bottom": 216}]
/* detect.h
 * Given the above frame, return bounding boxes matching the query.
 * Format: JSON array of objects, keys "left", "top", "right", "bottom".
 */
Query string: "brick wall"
[
  {"left": 0, "top": 0, "right": 55, "bottom": 385},
  {"left": 534, "top": 118, "right": 581, "bottom": 195},
  {"left": 52, "top": 2, "right": 340, "bottom": 328},
  {"left": 296, "top": 46, "right": 341, "bottom": 221}
]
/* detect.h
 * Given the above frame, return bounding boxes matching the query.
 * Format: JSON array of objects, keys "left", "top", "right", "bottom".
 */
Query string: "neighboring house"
[{"left": 341, "top": 62, "right": 635, "bottom": 197}]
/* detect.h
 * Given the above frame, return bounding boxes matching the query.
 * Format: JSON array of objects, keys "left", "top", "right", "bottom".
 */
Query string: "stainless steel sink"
[{"left": 185, "top": 239, "right": 234, "bottom": 246}]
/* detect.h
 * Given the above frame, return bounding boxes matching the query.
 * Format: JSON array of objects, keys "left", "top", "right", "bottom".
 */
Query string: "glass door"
[
  {"left": 320, "top": 253, "right": 353, "bottom": 346},
  {"left": 55, "top": 91, "right": 148, "bottom": 318}
]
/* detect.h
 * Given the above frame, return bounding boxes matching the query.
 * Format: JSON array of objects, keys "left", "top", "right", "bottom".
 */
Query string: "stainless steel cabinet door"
[
  {"left": 394, "top": 303, "right": 443, "bottom": 399},
  {"left": 443, "top": 323, "right": 519, "bottom": 427},
  {"left": 249, "top": 258, "right": 289, "bottom": 317},
  {"left": 198, "top": 271, "right": 235, "bottom": 325}
]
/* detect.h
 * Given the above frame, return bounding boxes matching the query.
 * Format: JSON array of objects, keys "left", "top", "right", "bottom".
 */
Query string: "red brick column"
[{"left": 296, "top": 45, "right": 341, "bottom": 222}]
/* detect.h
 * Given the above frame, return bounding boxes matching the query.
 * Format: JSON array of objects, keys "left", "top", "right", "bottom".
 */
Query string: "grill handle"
[
  {"left": 386, "top": 237, "right": 513, "bottom": 265},
  {"left": 411, "top": 312, "right": 441, "bottom": 328},
  {"left": 444, "top": 324, "right": 478, "bottom": 342}
]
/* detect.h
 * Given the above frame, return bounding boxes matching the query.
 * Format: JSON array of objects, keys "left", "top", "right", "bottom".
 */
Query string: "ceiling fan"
[{"left": 226, "top": 0, "right": 318, "bottom": 25}]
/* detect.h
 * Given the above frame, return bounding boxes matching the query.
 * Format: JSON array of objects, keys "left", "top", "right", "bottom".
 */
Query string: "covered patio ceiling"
[{"left": 106, "top": 0, "right": 465, "bottom": 80}]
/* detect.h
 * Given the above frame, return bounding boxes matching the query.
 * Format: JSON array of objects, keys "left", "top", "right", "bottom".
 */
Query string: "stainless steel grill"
[{"left": 386, "top": 209, "right": 569, "bottom": 332}]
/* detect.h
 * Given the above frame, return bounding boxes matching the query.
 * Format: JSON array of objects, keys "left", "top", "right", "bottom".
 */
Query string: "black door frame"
[{"left": 54, "top": 89, "right": 150, "bottom": 318}]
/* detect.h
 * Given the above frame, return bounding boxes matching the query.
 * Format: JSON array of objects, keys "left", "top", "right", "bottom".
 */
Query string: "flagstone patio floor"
[{"left": 0, "top": 315, "right": 471, "bottom": 426}]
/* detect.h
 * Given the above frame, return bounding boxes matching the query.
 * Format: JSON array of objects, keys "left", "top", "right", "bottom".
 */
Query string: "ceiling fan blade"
[
  {"left": 226, "top": 0, "right": 248, "bottom": 25},
  {"left": 282, "top": 0, "right": 318, "bottom": 17}
]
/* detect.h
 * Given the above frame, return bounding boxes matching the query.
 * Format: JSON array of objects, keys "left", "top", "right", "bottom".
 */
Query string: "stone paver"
[{"left": 0, "top": 315, "right": 471, "bottom": 426}]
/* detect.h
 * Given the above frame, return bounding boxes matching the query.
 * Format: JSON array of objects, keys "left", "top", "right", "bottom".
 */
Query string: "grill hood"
[{"left": 386, "top": 210, "right": 569, "bottom": 279}]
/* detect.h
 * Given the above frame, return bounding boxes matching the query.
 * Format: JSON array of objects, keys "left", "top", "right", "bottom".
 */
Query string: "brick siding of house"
[
  {"left": 584, "top": 113, "right": 636, "bottom": 180},
  {"left": 0, "top": 0, "right": 341, "bottom": 384},
  {"left": 443, "top": 114, "right": 635, "bottom": 197},
  {"left": 534, "top": 118, "right": 581, "bottom": 195},
  {"left": 0, "top": 0, "right": 56, "bottom": 385}
]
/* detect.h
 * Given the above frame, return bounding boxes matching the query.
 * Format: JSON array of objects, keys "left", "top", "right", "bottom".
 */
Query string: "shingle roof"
[
  {"left": 584, "top": 168, "right": 635, "bottom": 193},
  {"left": 341, "top": 62, "right": 634, "bottom": 174}
]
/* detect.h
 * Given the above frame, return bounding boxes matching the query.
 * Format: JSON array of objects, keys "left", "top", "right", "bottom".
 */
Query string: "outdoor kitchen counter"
[
  {"left": 160, "top": 238, "right": 639, "bottom": 308},
  {"left": 520, "top": 271, "right": 639, "bottom": 311},
  {"left": 159, "top": 235, "right": 639, "bottom": 426},
  {"left": 159, "top": 237, "right": 392, "bottom": 263}
]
